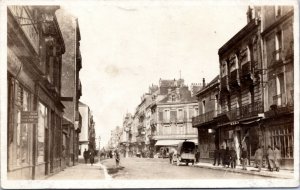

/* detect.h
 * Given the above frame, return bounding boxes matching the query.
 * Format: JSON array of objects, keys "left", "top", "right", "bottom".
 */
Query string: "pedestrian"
[
  {"left": 213, "top": 148, "right": 219, "bottom": 166},
  {"left": 90, "top": 149, "right": 95, "bottom": 166},
  {"left": 267, "top": 145, "right": 275, "bottom": 171},
  {"left": 219, "top": 146, "right": 225, "bottom": 166},
  {"left": 83, "top": 149, "right": 89, "bottom": 164},
  {"left": 254, "top": 146, "right": 263, "bottom": 172},
  {"left": 229, "top": 146, "right": 237, "bottom": 169},
  {"left": 274, "top": 145, "right": 281, "bottom": 172},
  {"left": 115, "top": 150, "right": 120, "bottom": 168},
  {"left": 195, "top": 149, "right": 200, "bottom": 164},
  {"left": 240, "top": 147, "right": 248, "bottom": 170},
  {"left": 224, "top": 147, "right": 231, "bottom": 168}
]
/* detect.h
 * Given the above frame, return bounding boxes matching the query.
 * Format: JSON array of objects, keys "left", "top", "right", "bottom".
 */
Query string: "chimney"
[{"left": 203, "top": 78, "right": 206, "bottom": 87}]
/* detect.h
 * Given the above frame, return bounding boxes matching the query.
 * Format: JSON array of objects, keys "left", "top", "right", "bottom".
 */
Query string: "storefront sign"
[{"left": 21, "top": 111, "right": 38, "bottom": 123}]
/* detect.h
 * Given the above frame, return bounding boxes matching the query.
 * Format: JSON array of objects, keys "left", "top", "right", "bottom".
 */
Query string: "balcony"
[
  {"left": 229, "top": 69, "right": 240, "bottom": 89},
  {"left": 225, "top": 101, "right": 263, "bottom": 121},
  {"left": 192, "top": 110, "right": 217, "bottom": 127}
]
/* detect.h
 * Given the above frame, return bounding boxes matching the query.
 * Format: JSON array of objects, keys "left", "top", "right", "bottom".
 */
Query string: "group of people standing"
[
  {"left": 213, "top": 146, "right": 238, "bottom": 169},
  {"left": 213, "top": 145, "right": 281, "bottom": 172},
  {"left": 254, "top": 145, "right": 281, "bottom": 172},
  {"left": 83, "top": 149, "right": 96, "bottom": 166}
]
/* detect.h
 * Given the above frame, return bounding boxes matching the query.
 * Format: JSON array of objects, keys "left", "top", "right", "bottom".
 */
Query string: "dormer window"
[
  {"left": 275, "top": 5, "right": 281, "bottom": 17},
  {"left": 171, "top": 94, "right": 176, "bottom": 102}
]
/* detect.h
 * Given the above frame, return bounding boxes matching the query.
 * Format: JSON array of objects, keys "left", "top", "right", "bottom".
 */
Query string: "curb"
[{"left": 193, "top": 164, "right": 293, "bottom": 179}]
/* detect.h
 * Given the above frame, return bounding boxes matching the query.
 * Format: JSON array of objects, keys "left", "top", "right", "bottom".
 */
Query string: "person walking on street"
[
  {"left": 89, "top": 149, "right": 95, "bottom": 166},
  {"left": 83, "top": 149, "right": 89, "bottom": 164},
  {"left": 219, "top": 146, "right": 225, "bottom": 166},
  {"left": 274, "top": 146, "right": 281, "bottom": 172},
  {"left": 254, "top": 146, "right": 263, "bottom": 172},
  {"left": 213, "top": 148, "right": 219, "bottom": 166},
  {"left": 115, "top": 150, "right": 120, "bottom": 168},
  {"left": 195, "top": 149, "right": 200, "bottom": 164},
  {"left": 267, "top": 145, "right": 275, "bottom": 171},
  {"left": 241, "top": 147, "right": 248, "bottom": 170}
]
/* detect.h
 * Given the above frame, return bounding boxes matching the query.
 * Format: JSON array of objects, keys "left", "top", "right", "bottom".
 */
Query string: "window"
[
  {"left": 275, "top": 5, "right": 281, "bottom": 17},
  {"left": 202, "top": 101, "right": 206, "bottom": 114},
  {"left": 275, "top": 31, "right": 282, "bottom": 61},
  {"left": 170, "top": 110, "right": 177, "bottom": 122},
  {"left": 270, "top": 125, "right": 293, "bottom": 159},
  {"left": 163, "top": 125, "right": 171, "bottom": 135},
  {"left": 194, "top": 107, "right": 198, "bottom": 117},
  {"left": 274, "top": 74, "right": 285, "bottom": 106},
  {"left": 177, "top": 124, "right": 184, "bottom": 134},
  {"left": 9, "top": 83, "right": 32, "bottom": 169},
  {"left": 171, "top": 94, "right": 176, "bottom": 102},
  {"left": 222, "top": 61, "right": 227, "bottom": 76},
  {"left": 38, "top": 102, "right": 47, "bottom": 163},
  {"left": 178, "top": 109, "right": 183, "bottom": 121},
  {"left": 163, "top": 109, "right": 170, "bottom": 122}
]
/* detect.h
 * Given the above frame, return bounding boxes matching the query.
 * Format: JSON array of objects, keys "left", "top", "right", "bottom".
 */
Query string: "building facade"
[
  {"left": 192, "top": 6, "right": 294, "bottom": 169},
  {"left": 260, "top": 5, "right": 294, "bottom": 168},
  {"left": 151, "top": 79, "right": 199, "bottom": 153},
  {"left": 7, "top": 6, "right": 66, "bottom": 179},
  {"left": 78, "top": 102, "right": 95, "bottom": 158},
  {"left": 56, "top": 9, "right": 82, "bottom": 167},
  {"left": 192, "top": 76, "right": 220, "bottom": 161}
]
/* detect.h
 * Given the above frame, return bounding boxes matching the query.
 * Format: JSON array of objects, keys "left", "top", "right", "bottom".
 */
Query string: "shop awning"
[{"left": 155, "top": 139, "right": 198, "bottom": 146}]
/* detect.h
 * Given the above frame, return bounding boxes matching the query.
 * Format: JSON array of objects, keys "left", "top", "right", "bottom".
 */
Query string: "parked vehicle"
[{"left": 172, "top": 141, "right": 196, "bottom": 166}]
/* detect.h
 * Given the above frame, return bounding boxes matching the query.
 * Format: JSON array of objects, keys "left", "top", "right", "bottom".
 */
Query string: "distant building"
[
  {"left": 151, "top": 79, "right": 199, "bottom": 153},
  {"left": 78, "top": 102, "right": 95, "bottom": 158}
]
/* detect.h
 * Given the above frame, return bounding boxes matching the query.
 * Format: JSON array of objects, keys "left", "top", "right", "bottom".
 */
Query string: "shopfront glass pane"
[
  {"left": 38, "top": 102, "right": 47, "bottom": 163},
  {"left": 21, "top": 90, "right": 30, "bottom": 165}
]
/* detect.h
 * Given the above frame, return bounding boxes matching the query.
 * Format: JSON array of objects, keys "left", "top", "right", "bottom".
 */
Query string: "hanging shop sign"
[{"left": 21, "top": 111, "right": 38, "bottom": 124}]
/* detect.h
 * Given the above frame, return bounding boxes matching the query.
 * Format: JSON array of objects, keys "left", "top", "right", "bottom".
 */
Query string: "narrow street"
[{"left": 101, "top": 158, "right": 270, "bottom": 179}]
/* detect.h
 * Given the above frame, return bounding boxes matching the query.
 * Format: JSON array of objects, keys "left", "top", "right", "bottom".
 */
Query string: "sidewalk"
[
  {"left": 194, "top": 162, "right": 294, "bottom": 179},
  {"left": 45, "top": 163, "right": 105, "bottom": 180}
]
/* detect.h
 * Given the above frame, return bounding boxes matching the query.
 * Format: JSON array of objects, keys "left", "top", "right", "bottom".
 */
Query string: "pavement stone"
[
  {"left": 45, "top": 163, "right": 105, "bottom": 180},
  {"left": 194, "top": 162, "right": 294, "bottom": 179}
]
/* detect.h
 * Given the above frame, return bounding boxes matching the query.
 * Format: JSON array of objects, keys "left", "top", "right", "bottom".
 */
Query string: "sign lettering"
[{"left": 21, "top": 111, "right": 38, "bottom": 124}]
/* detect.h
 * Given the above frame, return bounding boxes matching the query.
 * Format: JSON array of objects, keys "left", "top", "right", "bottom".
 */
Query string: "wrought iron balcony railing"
[{"left": 192, "top": 110, "right": 218, "bottom": 126}]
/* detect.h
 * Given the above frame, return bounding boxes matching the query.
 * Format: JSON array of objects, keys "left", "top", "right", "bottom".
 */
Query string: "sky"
[{"left": 61, "top": 1, "right": 249, "bottom": 148}]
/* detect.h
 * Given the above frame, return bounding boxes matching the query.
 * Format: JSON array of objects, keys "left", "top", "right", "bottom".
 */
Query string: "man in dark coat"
[
  {"left": 90, "top": 149, "right": 95, "bottom": 166},
  {"left": 83, "top": 149, "right": 89, "bottom": 164},
  {"left": 213, "top": 148, "right": 219, "bottom": 166},
  {"left": 219, "top": 146, "right": 225, "bottom": 166},
  {"left": 224, "top": 147, "right": 231, "bottom": 168},
  {"left": 229, "top": 147, "right": 237, "bottom": 169}
]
